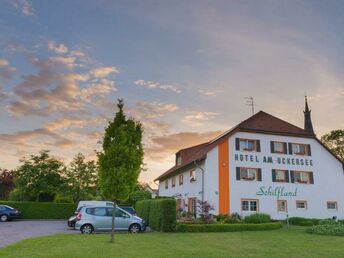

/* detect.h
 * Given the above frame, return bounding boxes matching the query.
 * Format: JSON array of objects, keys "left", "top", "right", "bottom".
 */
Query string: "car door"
[
  {"left": 92, "top": 207, "right": 109, "bottom": 230},
  {"left": 105, "top": 208, "right": 130, "bottom": 230}
]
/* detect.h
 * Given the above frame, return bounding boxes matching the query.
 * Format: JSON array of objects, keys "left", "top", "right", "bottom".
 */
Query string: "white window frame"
[
  {"left": 294, "top": 171, "right": 310, "bottom": 184},
  {"left": 275, "top": 170, "right": 287, "bottom": 182},
  {"left": 190, "top": 170, "right": 196, "bottom": 182},
  {"left": 277, "top": 200, "right": 287, "bottom": 213},
  {"left": 240, "top": 168, "right": 258, "bottom": 181},
  {"left": 241, "top": 199, "right": 259, "bottom": 212},
  {"left": 291, "top": 143, "right": 307, "bottom": 155},
  {"left": 296, "top": 200, "right": 307, "bottom": 210},
  {"left": 327, "top": 201, "right": 338, "bottom": 210},
  {"left": 239, "top": 139, "right": 256, "bottom": 152},
  {"left": 273, "top": 142, "right": 284, "bottom": 153}
]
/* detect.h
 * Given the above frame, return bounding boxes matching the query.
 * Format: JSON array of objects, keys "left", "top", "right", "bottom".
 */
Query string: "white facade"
[{"left": 158, "top": 131, "right": 344, "bottom": 219}]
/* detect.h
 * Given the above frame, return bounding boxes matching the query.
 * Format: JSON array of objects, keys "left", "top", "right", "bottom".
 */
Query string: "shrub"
[
  {"left": 176, "top": 222, "right": 282, "bottom": 232},
  {"left": 54, "top": 194, "right": 74, "bottom": 203},
  {"left": 149, "top": 199, "right": 176, "bottom": 232},
  {"left": 135, "top": 199, "right": 151, "bottom": 225},
  {"left": 0, "top": 201, "right": 76, "bottom": 219},
  {"left": 243, "top": 213, "right": 271, "bottom": 224},
  {"left": 216, "top": 213, "right": 242, "bottom": 224},
  {"left": 197, "top": 200, "right": 214, "bottom": 224},
  {"left": 288, "top": 217, "right": 320, "bottom": 226},
  {"left": 307, "top": 223, "right": 344, "bottom": 236}
]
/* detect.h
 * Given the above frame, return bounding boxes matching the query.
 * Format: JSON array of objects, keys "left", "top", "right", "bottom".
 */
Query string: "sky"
[{"left": 0, "top": 0, "right": 343, "bottom": 186}]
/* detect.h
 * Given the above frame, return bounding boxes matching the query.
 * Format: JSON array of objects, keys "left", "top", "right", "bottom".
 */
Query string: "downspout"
[{"left": 193, "top": 160, "right": 204, "bottom": 202}]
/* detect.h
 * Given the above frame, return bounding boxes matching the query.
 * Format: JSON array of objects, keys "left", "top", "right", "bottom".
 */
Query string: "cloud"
[
  {"left": 129, "top": 101, "right": 179, "bottom": 119},
  {"left": 182, "top": 111, "right": 218, "bottom": 127},
  {"left": 145, "top": 131, "right": 223, "bottom": 161},
  {"left": 199, "top": 89, "right": 217, "bottom": 96},
  {"left": 10, "top": 0, "right": 34, "bottom": 16},
  {"left": 90, "top": 67, "right": 119, "bottom": 78},
  {"left": 81, "top": 79, "right": 116, "bottom": 102},
  {"left": 0, "top": 58, "right": 16, "bottom": 79},
  {"left": 48, "top": 41, "right": 69, "bottom": 54},
  {"left": 134, "top": 80, "right": 182, "bottom": 93}
]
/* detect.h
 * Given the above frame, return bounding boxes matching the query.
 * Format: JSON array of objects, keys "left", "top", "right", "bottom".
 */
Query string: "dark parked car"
[
  {"left": 0, "top": 205, "right": 21, "bottom": 222},
  {"left": 68, "top": 207, "right": 83, "bottom": 228},
  {"left": 119, "top": 206, "right": 136, "bottom": 216}
]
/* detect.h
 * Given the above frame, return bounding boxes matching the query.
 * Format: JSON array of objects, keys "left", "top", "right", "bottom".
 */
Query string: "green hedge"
[
  {"left": 243, "top": 213, "right": 271, "bottom": 224},
  {"left": 135, "top": 199, "right": 151, "bottom": 225},
  {"left": 176, "top": 222, "right": 283, "bottom": 232},
  {"left": 136, "top": 199, "right": 176, "bottom": 232},
  {"left": 288, "top": 217, "right": 320, "bottom": 226},
  {"left": 307, "top": 223, "right": 344, "bottom": 236},
  {"left": 0, "top": 201, "right": 77, "bottom": 219}
]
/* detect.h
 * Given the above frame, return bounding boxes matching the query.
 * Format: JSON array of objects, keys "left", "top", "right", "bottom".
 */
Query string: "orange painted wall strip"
[{"left": 218, "top": 139, "right": 230, "bottom": 214}]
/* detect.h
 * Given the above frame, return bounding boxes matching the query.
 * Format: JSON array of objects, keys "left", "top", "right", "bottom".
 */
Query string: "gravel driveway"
[{"left": 0, "top": 220, "right": 77, "bottom": 248}]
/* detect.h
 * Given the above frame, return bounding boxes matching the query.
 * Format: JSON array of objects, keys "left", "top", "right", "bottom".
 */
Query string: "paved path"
[{"left": 0, "top": 220, "right": 77, "bottom": 248}]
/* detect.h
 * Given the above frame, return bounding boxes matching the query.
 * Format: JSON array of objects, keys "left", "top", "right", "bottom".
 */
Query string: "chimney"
[{"left": 304, "top": 96, "right": 315, "bottom": 135}]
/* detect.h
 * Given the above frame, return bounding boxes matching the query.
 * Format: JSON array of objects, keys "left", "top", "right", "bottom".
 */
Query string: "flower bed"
[{"left": 306, "top": 221, "right": 344, "bottom": 236}]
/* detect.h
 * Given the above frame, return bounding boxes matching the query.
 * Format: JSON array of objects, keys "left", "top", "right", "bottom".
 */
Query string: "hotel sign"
[
  {"left": 234, "top": 153, "right": 313, "bottom": 167},
  {"left": 256, "top": 186, "right": 297, "bottom": 199}
]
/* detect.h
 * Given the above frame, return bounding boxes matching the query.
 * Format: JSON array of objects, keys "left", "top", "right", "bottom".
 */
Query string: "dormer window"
[{"left": 176, "top": 154, "right": 182, "bottom": 166}]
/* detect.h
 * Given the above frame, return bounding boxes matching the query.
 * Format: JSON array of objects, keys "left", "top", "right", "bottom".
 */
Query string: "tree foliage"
[
  {"left": 0, "top": 169, "right": 15, "bottom": 200},
  {"left": 12, "top": 150, "right": 66, "bottom": 202},
  {"left": 321, "top": 130, "right": 344, "bottom": 162},
  {"left": 65, "top": 153, "right": 98, "bottom": 203},
  {"left": 98, "top": 99, "right": 144, "bottom": 202},
  {"left": 128, "top": 183, "right": 152, "bottom": 204}
]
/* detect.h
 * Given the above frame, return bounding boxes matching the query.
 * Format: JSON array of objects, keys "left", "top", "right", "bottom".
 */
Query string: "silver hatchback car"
[{"left": 75, "top": 206, "right": 146, "bottom": 234}]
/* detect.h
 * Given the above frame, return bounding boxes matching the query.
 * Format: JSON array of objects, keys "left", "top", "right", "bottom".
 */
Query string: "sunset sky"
[{"left": 0, "top": 0, "right": 343, "bottom": 186}]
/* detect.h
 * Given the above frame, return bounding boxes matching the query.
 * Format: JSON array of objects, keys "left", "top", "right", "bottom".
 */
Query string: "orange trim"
[{"left": 218, "top": 140, "right": 230, "bottom": 214}]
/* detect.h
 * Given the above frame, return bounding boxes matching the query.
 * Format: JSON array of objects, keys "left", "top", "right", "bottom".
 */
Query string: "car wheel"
[
  {"left": 0, "top": 214, "right": 8, "bottom": 222},
  {"left": 81, "top": 224, "right": 94, "bottom": 234},
  {"left": 129, "top": 223, "right": 141, "bottom": 233}
]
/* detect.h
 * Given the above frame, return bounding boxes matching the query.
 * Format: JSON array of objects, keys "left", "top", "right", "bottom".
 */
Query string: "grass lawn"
[{"left": 1, "top": 227, "right": 344, "bottom": 258}]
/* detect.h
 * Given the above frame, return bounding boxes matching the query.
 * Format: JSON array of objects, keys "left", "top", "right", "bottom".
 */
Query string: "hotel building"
[{"left": 155, "top": 99, "right": 344, "bottom": 219}]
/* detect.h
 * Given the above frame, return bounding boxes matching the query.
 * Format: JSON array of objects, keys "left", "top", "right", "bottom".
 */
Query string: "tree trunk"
[{"left": 111, "top": 201, "right": 116, "bottom": 243}]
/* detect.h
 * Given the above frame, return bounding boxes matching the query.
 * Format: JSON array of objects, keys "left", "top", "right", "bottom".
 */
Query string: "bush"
[
  {"left": 54, "top": 194, "right": 74, "bottom": 203},
  {"left": 149, "top": 199, "right": 176, "bottom": 232},
  {"left": 307, "top": 223, "right": 344, "bottom": 236},
  {"left": 136, "top": 198, "right": 176, "bottom": 232},
  {"left": 176, "top": 222, "right": 282, "bottom": 232},
  {"left": 216, "top": 213, "right": 242, "bottom": 224},
  {"left": 0, "top": 201, "right": 77, "bottom": 219},
  {"left": 135, "top": 199, "right": 151, "bottom": 225},
  {"left": 243, "top": 213, "right": 271, "bottom": 224},
  {"left": 288, "top": 217, "right": 320, "bottom": 226}
]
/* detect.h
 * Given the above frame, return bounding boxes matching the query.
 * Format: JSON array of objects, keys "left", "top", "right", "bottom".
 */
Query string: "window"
[
  {"left": 179, "top": 174, "right": 183, "bottom": 185},
  {"left": 272, "top": 169, "right": 289, "bottom": 183},
  {"left": 271, "top": 141, "right": 287, "bottom": 154},
  {"left": 176, "top": 154, "right": 182, "bottom": 165},
  {"left": 292, "top": 171, "right": 313, "bottom": 184},
  {"left": 327, "top": 202, "right": 338, "bottom": 210},
  {"left": 165, "top": 180, "right": 168, "bottom": 189},
  {"left": 289, "top": 143, "right": 311, "bottom": 156},
  {"left": 277, "top": 200, "right": 287, "bottom": 212},
  {"left": 172, "top": 177, "right": 176, "bottom": 187},
  {"left": 241, "top": 199, "right": 258, "bottom": 212},
  {"left": 188, "top": 198, "right": 197, "bottom": 217},
  {"left": 240, "top": 168, "right": 258, "bottom": 181},
  {"left": 190, "top": 170, "right": 196, "bottom": 182},
  {"left": 238, "top": 138, "right": 259, "bottom": 152},
  {"left": 113, "top": 208, "right": 129, "bottom": 218},
  {"left": 296, "top": 200, "right": 307, "bottom": 210},
  {"left": 93, "top": 207, "right": 107, "bottom": 216}
]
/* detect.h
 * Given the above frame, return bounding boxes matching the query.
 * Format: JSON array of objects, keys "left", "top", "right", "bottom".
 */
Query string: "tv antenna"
[{"left": 245, "top": 96, "right": 255, "bottom": 115}]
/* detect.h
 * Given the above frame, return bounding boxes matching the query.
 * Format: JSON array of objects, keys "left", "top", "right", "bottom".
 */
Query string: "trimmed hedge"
[
  {"left": 0, "top": 201, "right": 77, "bottom": 219},
  {"left": 243, "top": 213, "right": 271, "bottom": 224},
  {"left": 176, "top": 222, "right": 283, "bottom": 232},
  {"left": 135, "top": 199, "right": 151, "bottom": 225},
  {"left": 307, "top": 223, "right": 344, "bottom": 236},
  {"left": 288, "top": 217, "right": 320, "bottom": 226},
  {"left": 136, "top": 198, "right": 176, "bottom": 232}
]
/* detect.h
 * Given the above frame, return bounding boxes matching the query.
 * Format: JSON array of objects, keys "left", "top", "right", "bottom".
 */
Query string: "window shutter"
[
  {"left": 309, "top": 172, "right": 314, "bottom": 184},
  {"left": 256, "top": 140, "right": 261, "bottom": 152},
  {"left": 290, "top": 171, "right": 295, "bottom": 183},
  {"left": 257, "top": 169, "right": 262, "bottom": 181},
  {"left": 283, "top": 142, "right": 288, "bottom": 154},
  {"left": 307, "top": 144, "right": 312, "bottom": 156},
  {"left": 285, "top": 171, "right": 290, "bottom": 182},
  {"left": 272, "top": 169, "right": 276, "bottom": 182},
  {"left": 288, "top": 143, "right": 293, "bottom": 155},
  {"left": 270, "top": 141, "right": 275, "bottom": 153},
  {"left": 236, "top": 167, "right": 241, "bottom": 180},
  {"left": 235, "top": 138, "right": 240, "bottom": 151}
]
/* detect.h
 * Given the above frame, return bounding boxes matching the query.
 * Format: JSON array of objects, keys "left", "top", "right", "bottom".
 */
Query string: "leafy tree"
[
  {"left": 65, "top": 153, "right": 98, "bottom": 203},
  {"left": 128, "top": 183, "right": 152, "bottom": 205},
  {"left": 0, "top": 169, "right": 15, "bottom": 200},
  {"left": 98, "top": 99, "right": 144, "bottom": 242},
  {"left": 321, "top": 130, "right": 344, "bottom": 162},
  {"left": 13, "top": 150, "right": 66, "bottom": 202}
]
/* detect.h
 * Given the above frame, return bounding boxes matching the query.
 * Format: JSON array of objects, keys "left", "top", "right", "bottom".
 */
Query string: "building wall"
[
  {"left": 204, "top": 146, "right": 219, "bottom": 214},
  {"left": 229, "top": 132, "right": 344, "bottom": 219}
]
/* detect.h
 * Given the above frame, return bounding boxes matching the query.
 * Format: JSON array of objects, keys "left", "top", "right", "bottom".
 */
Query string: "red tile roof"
[{"left": 155, "top": 111, "right": 341, "bottom": 181}]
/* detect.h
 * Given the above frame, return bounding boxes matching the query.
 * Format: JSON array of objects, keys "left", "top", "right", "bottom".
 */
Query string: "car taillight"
[{"left": 76, "top": 212, "right": 82, "bottom": 221}]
